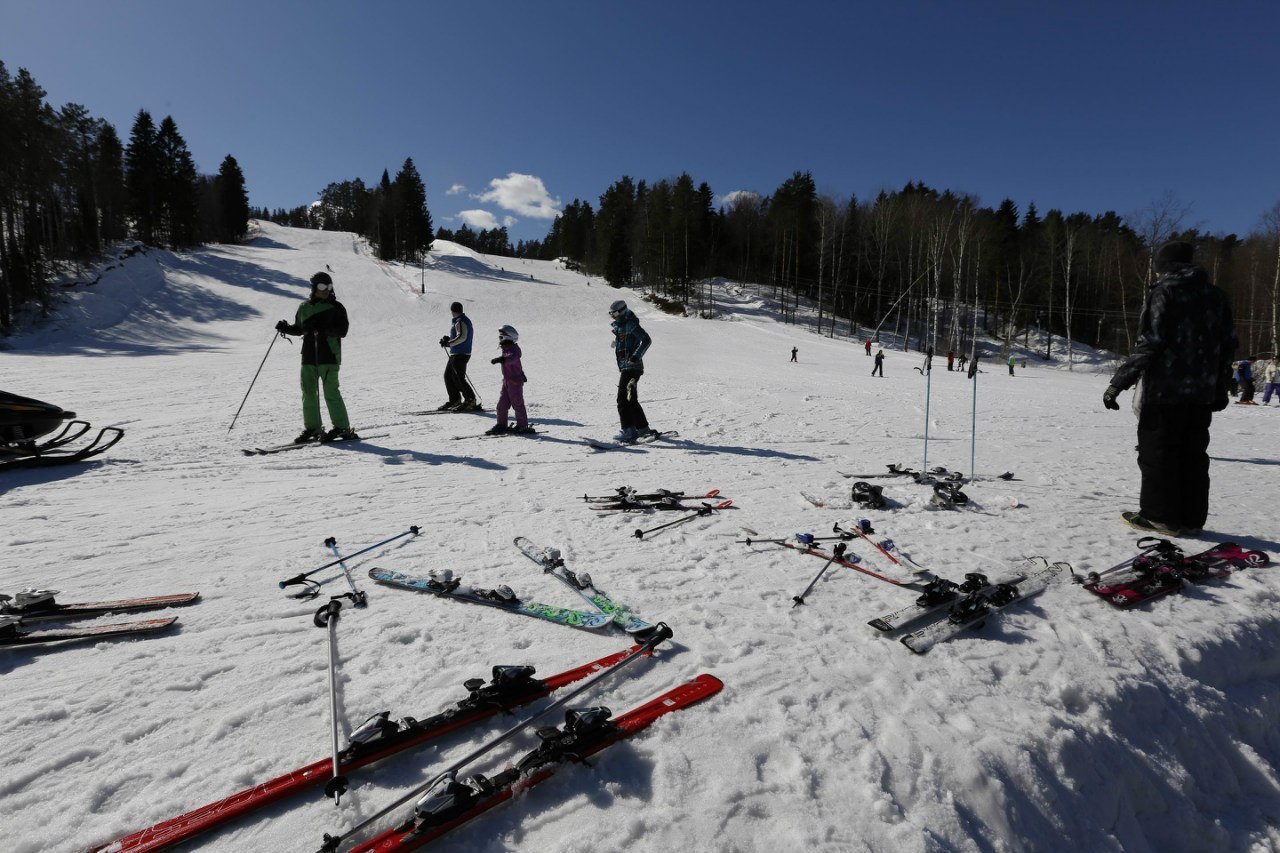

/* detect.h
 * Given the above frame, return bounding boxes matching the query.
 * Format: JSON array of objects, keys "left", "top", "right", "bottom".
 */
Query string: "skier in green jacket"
[{"left": 275, "top": 272, "right": 357, "bottom": 443}]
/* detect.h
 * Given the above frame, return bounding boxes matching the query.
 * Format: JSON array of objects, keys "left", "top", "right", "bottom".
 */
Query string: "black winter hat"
[
  {"left": 1153, "top": 241, "right": 1194, "bottom": 274},
  {"left": 450, "top": 301, "right": 464, "bottom": 313}
]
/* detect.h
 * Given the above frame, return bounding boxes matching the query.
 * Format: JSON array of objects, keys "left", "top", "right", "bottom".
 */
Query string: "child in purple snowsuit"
[{"left": 486, "top": 326, "right": 532, "bottom": 434}]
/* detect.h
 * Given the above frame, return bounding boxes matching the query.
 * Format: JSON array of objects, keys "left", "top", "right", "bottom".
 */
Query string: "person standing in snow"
[
  {"left": 275, "top": 271, "right": 357, "bottom": 443},
  {"left": 872, "top": 348, "right": 884, "bottom": 377},
  {"left": 610, "top": 300, "right": 654, "bottom": 442},
  {"left": 1261, "top": 356, "right": 1280, "bottom": 405},
  {"left": 947, "top": 351, "right": 955, "bottom": 371},
  {"left": 1235, "top": 357, "right": 1256, "bottom": 404},
  {"left": 485, "top": 325, "right": 533, "bottom": 435},
  {"left": 1008, "top": 355, "right": 1016, "bottom": 376},
  {"left": 790, "top": 347, "right": 798, "bottom": 363},
  {"left": 865, "top": 340, "right": 872, "bottom": 357},
  {"left": 437, "top": 301, "right": 479, "bottom": 411},
  {"left": 1102, "top": 241, "right": 1236, "bottom": 537}
]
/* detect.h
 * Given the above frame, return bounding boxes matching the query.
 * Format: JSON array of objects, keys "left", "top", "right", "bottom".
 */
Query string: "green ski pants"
[{"left": 301, "top": 364, "right": 350, "bottom": 431}]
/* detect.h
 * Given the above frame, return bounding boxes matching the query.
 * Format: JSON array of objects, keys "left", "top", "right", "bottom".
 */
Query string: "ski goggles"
[{"left": 313, "top": 281, "right": 331, "bottom": 292}]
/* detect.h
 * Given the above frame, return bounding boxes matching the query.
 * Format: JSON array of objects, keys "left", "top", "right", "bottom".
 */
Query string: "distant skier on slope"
[
  {"left": 485, "top": 325, "right": 533, "bottom": 435},
  {"left": 274, "top": 272, "right": 357, "bottom": 443},
  {"left": 872, "top": 348, "right": 884, "bottom": 377},
  {"left": 790, "top": 347, "right": 798, "bottom": 363},
  {"left": 610, "top": 300, "right": 655, "bottom": 443},
  {"left": 1102, "top": 240, "right": 1236, "bottom": 537},
  {"left": 437, "top": 301, "right": 480, "bottom": 411}
]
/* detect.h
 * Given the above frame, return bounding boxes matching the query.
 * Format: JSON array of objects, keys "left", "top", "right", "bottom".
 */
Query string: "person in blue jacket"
[
  {"left": 610, "top": 300, "right": 653, "bottom": 442},
  {"left": 437, "top": 301, "right": 479, "bottom": 411}
]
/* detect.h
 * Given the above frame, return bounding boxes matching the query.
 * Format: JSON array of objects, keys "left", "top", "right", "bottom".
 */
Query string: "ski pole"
[
  {"left": 324, "top": 537, "right": 368, "bottom": 607},
  {"left": 633, "top": 500, "right": 732, "bottom": 540},
  {"left": 317, "top": 623, "right": 674, "bottom": 853},
  {"left": 279, "top": 527, "right": 420, "bottom": 595},
  {"left": 922, "top": 359, "right": 933, "bottom": 472},
  {"left": 229, "top": 329, "right": 289, "bottom": 432},
  {"left": 314, "top": 594, "right": 359, "bottom": 804},
  {"left": 791, "top": 542, "right": 848, "bottom": 607},
  {"left": 737, "top": 531, "right": 853, "bottom": 546}
]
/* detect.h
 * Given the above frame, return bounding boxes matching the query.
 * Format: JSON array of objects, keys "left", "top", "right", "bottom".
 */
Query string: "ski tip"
[{"left": 867, "top": 619, "right": 892, "bottom": 632}]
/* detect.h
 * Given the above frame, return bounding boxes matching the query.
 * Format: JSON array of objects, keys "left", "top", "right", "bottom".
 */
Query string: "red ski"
[
  {"left": 1083, "top": 542, "right": 1269, "bottom": 608},
  {"left": 350, "top": 674, "right": 724, "bottom": 852},
  {"left": 0, "top": 591, "right": 199, "bottom": 623},
  {"left": 88, "top": 645, "right": 648, "bottom": 853},
  {"left": 0, "top": 616, "right": 177, "bottom": 647}
]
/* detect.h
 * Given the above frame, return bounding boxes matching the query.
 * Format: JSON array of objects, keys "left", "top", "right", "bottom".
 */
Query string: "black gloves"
[
  {"left": 1102, "top": 385, "right": 1120, "bottom": 410},
  {"left": 275, "top": 320, "right": 289, "bottom": 333},
  {"left": 490, "top": 356, "right": 503, "bottom": 364},
  {"left": 439, "top": 336, "right": 450, "bottom": 348}
]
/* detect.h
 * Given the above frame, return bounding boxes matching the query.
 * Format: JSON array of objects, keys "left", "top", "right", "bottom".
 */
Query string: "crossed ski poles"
[
  {"left": 317, "top": 623, "right": 674, "bottom": 853},
  {"left": 278, "top": 526, "right": 420, "bottom": 598},
  {"left": 324, "top": 537, "right": 368, "bottom": 607},
  {"left": 792, "top": 543, "right": 848, "bottom": 607},
  {"left": 633, "top": 500, "right": 732, "bottom": 539}
]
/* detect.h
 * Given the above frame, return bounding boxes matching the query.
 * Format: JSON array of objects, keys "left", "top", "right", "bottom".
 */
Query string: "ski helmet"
[
  {"left": 310, "top": 271, "right": 333, "bottom": 291},
  {"left": 609, "top": 299, "right": 627, "bottom": 317},
  {"left": 498, "top": 325, "right": 519, "bottom": 343}
]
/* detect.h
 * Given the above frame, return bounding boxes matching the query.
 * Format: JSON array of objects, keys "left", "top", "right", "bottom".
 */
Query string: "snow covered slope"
[{"left": 2, "top": 222, "right": 1278, "bottom": 853}]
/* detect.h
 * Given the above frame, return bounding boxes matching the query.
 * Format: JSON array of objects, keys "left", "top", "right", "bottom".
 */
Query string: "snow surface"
[{"left": 3, "top": 221, "right": 1279, "bottom": 853}]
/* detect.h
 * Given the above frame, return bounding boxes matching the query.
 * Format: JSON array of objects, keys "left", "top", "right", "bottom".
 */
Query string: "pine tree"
[
  {"left": 215, "top": 154, "right": 250, "bottom": 242},
  {"left": 125, "top": 110, "right": 161, "bottom": 245},
  {"left": 391, "top": 157, "right": 432, "bottom": 260},
  {"left": 94, "top": 122, "right": 127, "bottom": 242},
  {"left": 156, "top": 116, "right": 200, "bottom": 249}
]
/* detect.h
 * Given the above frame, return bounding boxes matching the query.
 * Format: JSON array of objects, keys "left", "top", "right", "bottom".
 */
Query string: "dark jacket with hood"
[{"left": 1109, "top": 265, "right": 1236, "bottom": 407}]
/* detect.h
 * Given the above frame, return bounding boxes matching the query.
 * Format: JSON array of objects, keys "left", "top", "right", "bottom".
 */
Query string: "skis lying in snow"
[
  {"left": 89, "top": 646, "right": 646, "bottom": 853},
  {"left": 368, "top": 568, "right": 614, "bottom": 631},
  {"left": 0, "top": 615, "right": 177, "bottom": 647},
  {"left": 346, "top": 674, "right": 724, "bottom": 853},
  {"left": 589, "top": 489, "right": 721, "bottom": 512},
  {"left": 0, "top": 590, "right": 199, "bottom": 623},
  {"left": 584, "top": 431, "right": 679, "bottom": 451},
  {"left": 0, "top": 425, "right": 124, "bottom": 471},
  {"left": 581, "top": 487, "right": 718, "bottom": 503},
  {"left": 241, "top": 433, "right": 389, "bottom": 456},
  {"left": 513, "top": 537, "right": 654, "bottom": 633},
  {"left": 867, "top": 557, "right": 1047, "bottom": 632},
  {"left": 746, "top": 533, "right": 927, "bottom": 589},
  {"left": 899, "top": 560, "right": 1066, "bottom": 654},
  {"left": 450, "top": 428, "right": 541, "bottom": 440},
  {"left": 401, "top": 408, "right": 487, "bottom": 416},
  {"left": 1078, "top": 541, "right": 1269, "bottom": 608}
]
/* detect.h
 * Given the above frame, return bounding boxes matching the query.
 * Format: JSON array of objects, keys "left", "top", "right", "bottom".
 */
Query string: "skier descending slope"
[
  {"left": 609, "top": 300, "right": 656, "bottom": 443},
  {"left": 275, "top": 271, "right": 358, "bottom": 444}
]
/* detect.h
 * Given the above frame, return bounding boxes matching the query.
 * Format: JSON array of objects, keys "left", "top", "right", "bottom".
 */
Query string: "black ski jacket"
[{"left": 1109, "top": 265, "right": 1236, "bottom": 407}]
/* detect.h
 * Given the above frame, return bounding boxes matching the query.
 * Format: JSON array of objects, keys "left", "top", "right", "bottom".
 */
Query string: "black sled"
[{"left": 0, "top": 391, "right": 123, "bottom": 471}]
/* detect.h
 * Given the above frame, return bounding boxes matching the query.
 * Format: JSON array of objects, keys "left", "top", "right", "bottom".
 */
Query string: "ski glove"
[
  {"left": 1102, "top": 385, "right": 1121, "bottom": 410},
  {"left": 439, "top": 336, "right": 450, "bottom": 348},
  {"left": 490, "top": 356, "right": 504, "bottom": 364},
  {"left": 275, "top": 320, "right": 289, "bottom": 333}
]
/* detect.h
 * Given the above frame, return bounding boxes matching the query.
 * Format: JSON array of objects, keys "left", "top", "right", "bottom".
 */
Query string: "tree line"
[
  {"left": 542, "top": 171, "right": 1280, "bottom": 362},
  {"left": 0, "top": 61, "right": 250, "bottom": 334}
]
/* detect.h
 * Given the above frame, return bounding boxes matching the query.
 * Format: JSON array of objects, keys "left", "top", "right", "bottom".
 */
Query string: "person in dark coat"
[
  {"left": 610, "top": 300, "right": 653, "bottom": 442},
  {"left": 872, "top": 348, "right": 884, "bottom": 377},
  {"left": 438, "top": 301, "right": 479, "bottom": 411},
  {"left": 1102, "top": 241, "right": 1237, "bottom": 536}
]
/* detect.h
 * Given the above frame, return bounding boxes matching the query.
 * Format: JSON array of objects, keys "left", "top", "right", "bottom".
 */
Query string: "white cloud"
[
  {"left": 502, "top": 215, "right": 517, "bottom": 228},
  {"left": 716, "top": 190, "right": 761, "bottom": 210},
  {"left": 457, "top": 209, "right": 500, "bottom": 229},
  {"left": 476, "top": 173, "right": 561, "bottom": 219},
  {"left": 446, "top": 184, "right": 466, "bottom": 196}
]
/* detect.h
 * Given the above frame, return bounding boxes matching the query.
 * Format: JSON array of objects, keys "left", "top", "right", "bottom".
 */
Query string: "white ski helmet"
[{"left": 498, "top": 325, "right": 519, "bottom": 343}]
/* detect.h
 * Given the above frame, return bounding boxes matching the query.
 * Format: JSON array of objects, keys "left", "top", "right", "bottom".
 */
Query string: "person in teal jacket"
[
  {"left": 610, "top": 300, "right": 653, "bottom": 442},
  {"left": 275, "top": 272, "right": 356, "bottom": 443}
]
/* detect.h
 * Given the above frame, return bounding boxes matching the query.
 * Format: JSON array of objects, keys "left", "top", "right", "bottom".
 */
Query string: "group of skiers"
[
  {"left": 1230, "top": 356, "right": 1280, "bottom": 405},
  {"left": 274, "top": 275, "right": 657, "bottom": 444}
]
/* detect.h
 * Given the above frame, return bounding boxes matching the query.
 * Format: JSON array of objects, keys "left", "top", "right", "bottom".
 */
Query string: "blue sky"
[{"left": 3, "top": 1, "right": 1278, "bottom": 243}]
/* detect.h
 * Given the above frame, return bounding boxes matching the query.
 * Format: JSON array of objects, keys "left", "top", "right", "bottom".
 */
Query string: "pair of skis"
[
  {"left": 586, "top": 488, "right": 722, "bottom": 512},
  {"left": 242, "top": 432, "right": 389, "bottom": 456},
  {"left": 369, "top": 539, "right": 656, "bottom": 635},
  {"left": 584, "top": 430, "right": 679, "bottom": 451},
  {"left": 1076, "top": 540, "right": 1269, "bottom": 607},
  {"left": 870, "top": 558, "right": 1067, "bottom": 653},
  {"left": 92, "top": 641, "right": 708, "bottom": 852},
  {"left": 0, "top": 590, "right": 198, "bottom": 647}
]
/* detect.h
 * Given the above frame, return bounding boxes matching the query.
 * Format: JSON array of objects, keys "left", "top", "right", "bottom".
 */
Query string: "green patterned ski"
[
  {"left": 513, "top": 537, "right": 655, "bottom": 633},
  {"left": 368, "top": 568, "right": 614, "bottom": 631}
]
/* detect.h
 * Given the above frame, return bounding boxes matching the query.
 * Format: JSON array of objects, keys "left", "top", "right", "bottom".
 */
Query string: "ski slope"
[{"left": 2, "top": 222, "right": 1278, "bottom": 853}]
